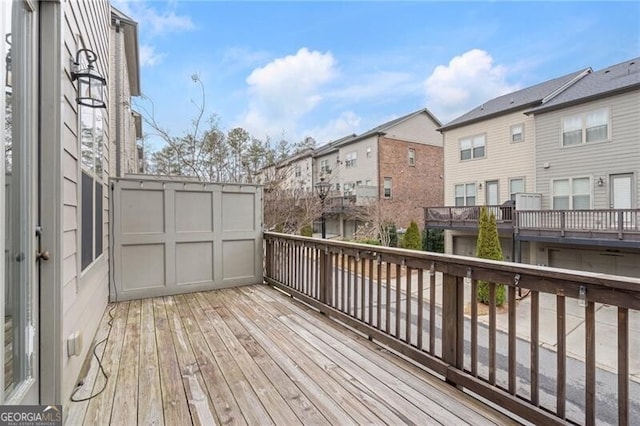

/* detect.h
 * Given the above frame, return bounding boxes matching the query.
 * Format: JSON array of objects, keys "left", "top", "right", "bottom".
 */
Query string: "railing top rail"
[{"left": 264, "top": 232, "right": 640, "bottom": 293}]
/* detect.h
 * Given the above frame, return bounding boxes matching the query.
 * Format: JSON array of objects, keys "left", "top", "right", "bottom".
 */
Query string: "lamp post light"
[{"left": 315, "top": 177, "right": 331, "bottom": 239}]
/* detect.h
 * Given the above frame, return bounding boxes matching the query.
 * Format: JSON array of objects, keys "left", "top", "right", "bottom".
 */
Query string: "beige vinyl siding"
[
  {"left": 534, "top": 90, "right": 640, "bottom": 209},
  {"left": 61, "top": 0, "right": 111, "bottom": 403},
  {"left": 443, "top": 111, "right": 535, "bottom": 206},
  {"left": 383, "top": 113, "right": 442, "bottom": 146},
  {"left": 314, "top": 150, "right": 340, "bottom": 188}
]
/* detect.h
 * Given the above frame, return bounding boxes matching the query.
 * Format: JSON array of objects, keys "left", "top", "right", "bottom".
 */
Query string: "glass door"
[{"left": 2, "top": 0, "right": 39, "bottom": 404}]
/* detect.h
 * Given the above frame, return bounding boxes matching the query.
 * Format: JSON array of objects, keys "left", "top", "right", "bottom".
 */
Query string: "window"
[
  {"left": 459, "top": 134, "right": 485, "bottom": 160},
  {"left": 509, "top": 178, "right": 525, "bottom": 200},
  {"left": 343, "top": 182, "right": 354, "bottom": 195},
  {"left": 383, "top": 177, "right": 392, "bottom": 198},
  {"left": 510, "top": 124, "right": 524, "bottom": 142},
  {"left": 365, "top": 180, "right": 372, "bottom": 187},
  {"left": 345, "top": 151, "right": 357, "bottom": 168},
  {"left": 356, "top": 180, "right": 362, "bottom": 186},
  {"left": 366, "top": 147, "right": 372, "bottom": 158},
  {"left": 454, "top": 183, "right": 476, "bottom": 206},
  {"left": 562, "top": 108, "right": 609, "bottom": 146},
  {"left": 80, "top": 103, "right": 105, "bottom": 270},
  {"left": 294, "top": 165, "right": 301, "bottom": 177},
  {"left": 408, "top": 149, "right": 416, "bottom": 166},
  {"left": 552, "top": 177, "right": 590, "bottom": 209},
  {"left": 320, "top": 159, "right": 330, "bottom": 174}
]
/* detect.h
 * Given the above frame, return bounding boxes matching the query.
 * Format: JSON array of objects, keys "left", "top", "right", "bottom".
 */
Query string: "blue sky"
[{"left": 113, "top": 1, "right": 640, "bottom": 151}]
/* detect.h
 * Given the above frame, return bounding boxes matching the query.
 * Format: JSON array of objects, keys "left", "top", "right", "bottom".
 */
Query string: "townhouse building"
[
  {"left": 316, "top": 109, "right": 443, "bottom": 238},
  {"left": 425, "top": 58, "right": 640, "bottom": 276}
]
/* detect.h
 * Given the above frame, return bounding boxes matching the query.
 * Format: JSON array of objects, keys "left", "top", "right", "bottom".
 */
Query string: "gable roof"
[
  {"left": 527, "top": 58, "right": 640, "bottom": 115},
  {"left": 439, "top": 68, "right": 590, "bottom": 131},
  {"left": 334, "top": 107, "right": 441, "bottom": 147}
]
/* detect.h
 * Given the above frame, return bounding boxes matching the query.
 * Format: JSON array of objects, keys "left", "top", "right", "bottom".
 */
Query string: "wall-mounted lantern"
[
  {"left": 71, "top": 48, "right": 106, "bottom": 108},
  {"left": 597, "top": 177, "right": 604, "bottom": 187}
]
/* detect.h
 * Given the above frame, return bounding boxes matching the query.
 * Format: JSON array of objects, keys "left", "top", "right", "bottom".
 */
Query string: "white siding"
[
  {"left": 534, "top": 90, "right": 640, "bottom": 209},
  {"left": 443, "top": 111, "right": 535, "bottom": 206},
  {"left": 61, "top": 0, "right": 111, "bottom": 404}
]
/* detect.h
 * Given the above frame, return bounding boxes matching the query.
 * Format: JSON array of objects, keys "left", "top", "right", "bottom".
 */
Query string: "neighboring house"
[
  {"left": 317, "top": 108, "right": 443, "bottom": 238},
  {"left": 433, "top": 68, "right": 589, "bottom": 261},
  {"left": 279, "top": 148, "right": 315, "bottom": 192},
  {"left": 524, "top": 58, "right": 640, "bottom": 275},
  {"left": 0, "top": 0, "right": 140, "bottom": 406},
  {"left": 110, "top": 7, "right": 142, "bottom": 177},
  {"left": 426, "top": 57, "right": 640, "bottom": 277}
]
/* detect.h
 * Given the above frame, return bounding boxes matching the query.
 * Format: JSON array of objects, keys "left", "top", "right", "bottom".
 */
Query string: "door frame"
[
  {"left": 485, "top": 180, "right": 499, "bottom": 205},
  {"left": 39, "top": 0, "right": 63, "bottom": 404},
  {"left": 609, "top": 173, "right": 634, "bottom": 209}
]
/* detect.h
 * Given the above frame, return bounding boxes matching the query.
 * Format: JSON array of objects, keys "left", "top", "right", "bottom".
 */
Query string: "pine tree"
[
  {"left": 476, "top": 207, "right": 506, "bottom": 306},
  {"left": 403, "top": 221, "right": 422, "bottom": 250}
]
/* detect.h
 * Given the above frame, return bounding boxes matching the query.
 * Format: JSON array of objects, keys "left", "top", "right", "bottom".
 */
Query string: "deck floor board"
[{"left": 66, "top": 285, "right": 516, "bottom": 425}]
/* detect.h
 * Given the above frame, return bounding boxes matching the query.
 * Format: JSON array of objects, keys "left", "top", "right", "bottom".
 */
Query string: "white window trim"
[
  {"left": 459, "top": 133, "right": 486, "bottom": 161},
  {"left": 454, "top": 182, "right": 477, "bottom": 206},
  {"left": 508, "top": 177, "right": 526, "bottom": 200},
  {"left": 383, "top": 177, "right": 392, "bottom": 199},
  {"left": 510, "top": 123, "right": 524, "bottom": 143},
  {"left": 560, "top": 107, "right": 611, "bottom": 148},
  {"left": 551, "top": 176, "right": 593, "bottom": 210},
  {"left": 408, "top": 148, "right": 416, "bottom": 166}
]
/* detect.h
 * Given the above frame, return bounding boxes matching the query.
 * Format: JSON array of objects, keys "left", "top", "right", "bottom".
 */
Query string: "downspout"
[{"left": 114, "top": 19, "right": 122, "bottom": 177}]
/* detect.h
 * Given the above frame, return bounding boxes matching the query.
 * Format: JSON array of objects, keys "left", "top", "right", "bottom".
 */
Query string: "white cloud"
[
  {"left": 113, "top": 1, "right": 194, "bottom": 36},
  {"left": 424, "top": 49, "right": 520, "bottom": 123},
  {"left": 305, "top": 111, "right": 362, "bottom": 146},
  {"left": 239, "top": 48, "right": 337, "bottom": 139},
  {"left": 139, "top": 44, "right": 165, "bottom": 67}
]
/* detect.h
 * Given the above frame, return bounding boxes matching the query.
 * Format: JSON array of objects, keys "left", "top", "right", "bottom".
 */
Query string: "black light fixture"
[
  {"left": 71, "top": 48, "right": 106, "bottom": 108},
  {"left": 597, "top": 177, "right": 604, "bottom": 187},
  {"left": 315, "top": 177, "right": 331, "bottom": 239}
]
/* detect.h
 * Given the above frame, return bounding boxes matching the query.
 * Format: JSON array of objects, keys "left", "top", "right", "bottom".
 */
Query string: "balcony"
[
  {"left": 424, "top": 205, "right": 516, "bottom": 231},
  {"left": 425, "top": 206, "right": 640, "bottom": 246},
  {"left": 67, "top": 233, "right": 639, "bottom": 425},
  {"left": 324, "top": 186, "right": 378, "bottom": 214}
]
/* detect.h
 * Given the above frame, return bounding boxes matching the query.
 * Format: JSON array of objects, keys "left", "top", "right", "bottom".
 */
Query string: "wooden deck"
[{"left": 65, "top": 284, "right": 515, "bottom": 425}]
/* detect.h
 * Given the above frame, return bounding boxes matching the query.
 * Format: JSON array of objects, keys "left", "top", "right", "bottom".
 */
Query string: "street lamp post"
[{"left": 315, "top": 177, "right": 331, "bottom": 239}]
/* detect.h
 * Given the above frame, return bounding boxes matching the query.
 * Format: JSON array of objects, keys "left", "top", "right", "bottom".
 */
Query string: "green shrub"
[
  {"left": 422, "top": 228, "right": 444, "bottom": 252},
  {"left": 402, "top": 221, "right": 422, "bottom": 250},
  {"left": 476, "top": 207, "right": 505, "bottom": 306},
  {"left": 299, "top": 224, "right": 313, "bottom": 237},
  {"left": 355, "top": 238, "right": 380, "bottom": 246}
]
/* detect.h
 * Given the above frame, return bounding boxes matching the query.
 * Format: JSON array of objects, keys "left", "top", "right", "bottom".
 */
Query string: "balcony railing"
[
  {"left": 264, "top": 232, "right": 640, "bottom": 425},
  {"left": 515, "top": 209, "right": 640, "bottom": 241},
  {"left": 424, "top": 205, "right": 515, "bottom": 229},
  {"left": 424, "top": 206, "right": 640, "bottom": 242}
]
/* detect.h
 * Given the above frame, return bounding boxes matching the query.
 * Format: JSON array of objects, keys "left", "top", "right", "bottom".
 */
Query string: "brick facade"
[{"left": 377, "top": 136, "right": 443, "bottom": 229}]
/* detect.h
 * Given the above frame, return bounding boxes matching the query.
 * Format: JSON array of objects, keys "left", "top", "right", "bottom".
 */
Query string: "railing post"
[
  {"left": 560, "top": 211, "right": 566, "bottom": 237},
  {"left": 319, "top": 245, "right": 332, "bottom": 304},
  {"left": 442, "top": 272, "right": 463, "bottom": 384},
  {"left": 618, "top": 210, "right": 624, "bottom": 239},
  {"left": 265, "top": 237, "right": 273, "bottom": 279}
]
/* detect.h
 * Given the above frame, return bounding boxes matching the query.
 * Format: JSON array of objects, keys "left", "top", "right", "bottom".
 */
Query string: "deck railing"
[
  {"left": 264, "top": 232, "right": 639, "bottom": 425},
  {"left": 515, "top": 209, "right": 640, "bottom": 240},
  {"left": 424, "top": 206, "right": 640, "bottom": 241}
]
